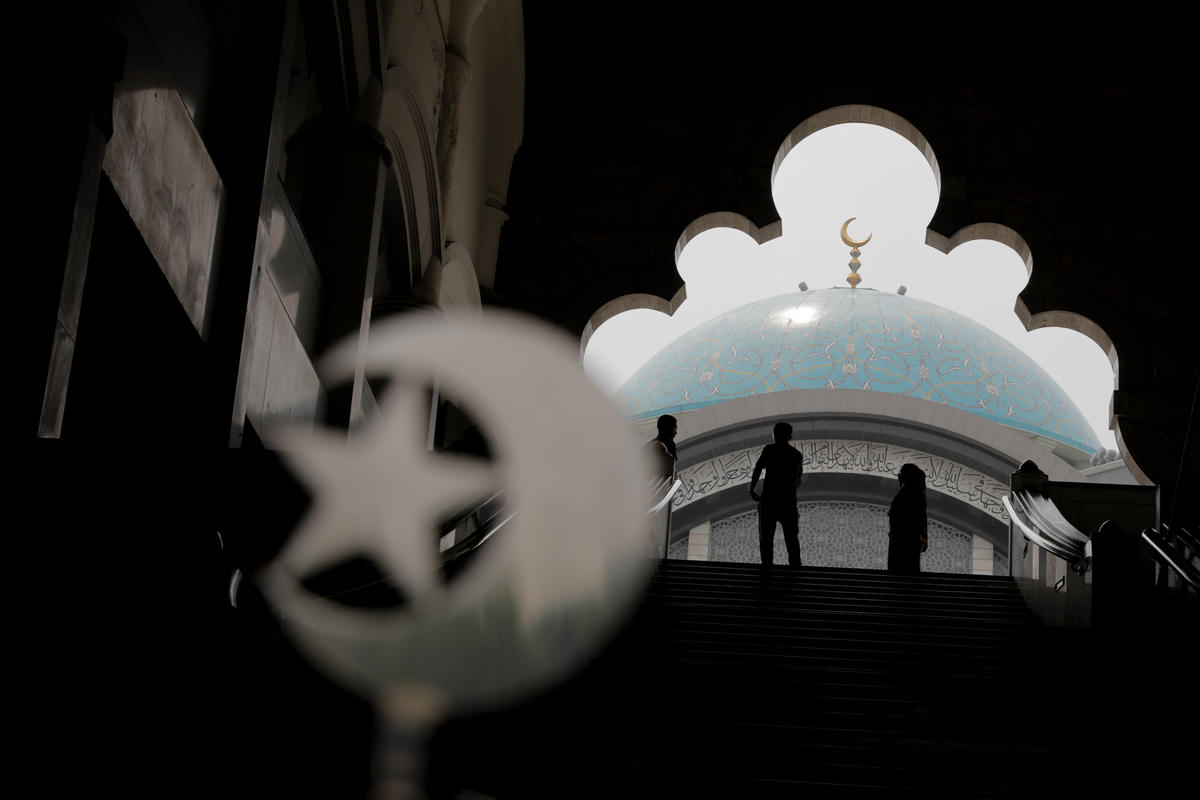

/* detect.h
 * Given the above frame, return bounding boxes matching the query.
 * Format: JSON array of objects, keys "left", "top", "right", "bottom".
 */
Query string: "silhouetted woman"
[{"left": 887, "top": 463, "right": 927, "bottom": 574}]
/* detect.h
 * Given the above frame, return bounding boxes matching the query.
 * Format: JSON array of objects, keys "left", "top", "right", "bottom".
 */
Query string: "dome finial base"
[{"left": 841, "top": 219, "right": 871, "bottom": 289}]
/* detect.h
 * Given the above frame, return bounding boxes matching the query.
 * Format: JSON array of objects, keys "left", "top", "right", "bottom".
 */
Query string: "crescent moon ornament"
[
  {"left": 840, "top": 217, "right": 872, "bottom": 248},
  {"left": 841, "top": 218, "right": 872, "bottom": 288}
]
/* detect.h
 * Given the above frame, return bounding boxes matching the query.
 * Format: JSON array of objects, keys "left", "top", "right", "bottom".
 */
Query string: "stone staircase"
[
  {"left": 430, "top": 560, "right": 1069, "bottom": 798},
  {"left": 625, "top": 560, "right": 1062, "bottom": 798}
]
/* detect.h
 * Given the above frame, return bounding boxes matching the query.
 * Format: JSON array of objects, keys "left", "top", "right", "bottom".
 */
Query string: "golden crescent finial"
[{"left": 840, "top": 218, "right": 872, "bottom": 248}]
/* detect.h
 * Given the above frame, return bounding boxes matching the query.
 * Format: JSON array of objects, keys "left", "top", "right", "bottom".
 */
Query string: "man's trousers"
[{"left": 758, "top": 502, "right": 800, "bottom": 565}]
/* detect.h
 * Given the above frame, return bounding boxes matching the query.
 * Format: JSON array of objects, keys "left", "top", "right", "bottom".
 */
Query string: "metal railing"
[
  {"left": 1142, "top": 523, "right": 1200, "bottom": 593},
  {"left": 438, "top": 491, "right": 514, "bottom": 573},
  {"left": 1002, "top": 489, "right": 1092, "bottom": 573},
  {"left": 236, "top": 472, "right": 688, "bottom": 607},
  {"left": 648, "top": 475, "right": 681, "bottom": 516},
  {"left": 648, "top": 474, "right": 682, "bottom": 559}
]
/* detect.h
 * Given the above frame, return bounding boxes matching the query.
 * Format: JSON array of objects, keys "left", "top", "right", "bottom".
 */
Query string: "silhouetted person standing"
[
  {"left": 648, "top": 414, "right": 678, "bottom": 480},
  {"left": 748, "top": 422, "right": 804, "bottom": 565},
  {"left": 887, "top": 463, "right": 928, "bottom": 574},
  {"left": 649, "top": 414, "right": 677, "bottom": 460}
]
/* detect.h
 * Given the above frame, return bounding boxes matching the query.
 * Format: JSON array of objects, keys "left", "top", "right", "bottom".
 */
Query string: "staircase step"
[
  {"left": 650, "top": 603, "right": 1039, "bottom": 632},
  {"left": 628, "top": 563, "right": 1057, "bottom": 795},
  {"left": 656, "top": 560, "right": 1019, "bottom": 588},
  {"left": 434, "top": 561, "right": 1069, "bottom": 798}
]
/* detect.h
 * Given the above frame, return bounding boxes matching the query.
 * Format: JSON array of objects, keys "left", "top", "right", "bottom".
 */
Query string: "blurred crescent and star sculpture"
[{"left": 259, "top": 311, "right": 654, "bottom": 714}]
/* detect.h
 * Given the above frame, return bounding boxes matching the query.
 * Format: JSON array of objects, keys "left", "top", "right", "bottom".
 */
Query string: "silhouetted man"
[
  {"left": 649, "top": 414, "right": 678, "bottom": 461},
  {"left": 647, "top": 414, "right": 678, "bottom": 481},
  {"left": 748, "top": 422, "right": 804, "bottom": 565}
]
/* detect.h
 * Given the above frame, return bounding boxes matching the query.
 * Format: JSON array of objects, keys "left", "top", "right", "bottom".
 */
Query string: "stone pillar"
[
  {"left": 33, "top": 26, "right": 126, "bottom": 439},
  {"left": 688, "top": 521, "right": 711, "bottom": 561},
  {"left": 371, "top": 256, "right": 442, "bottom": 321},
  {"left": 436, "top": 45, "right": 472, "bottom": 234},
  {"left": 40, "top": 122, "right": 108, "bottom": 438},
  {"left": 284, "top": 116, "right": 390, "bottom": 429},
  {"left": 476, "top": 195, "right": 509, "bottom": 289},
  {"left": 971, "top": 534, "right": 994, "bottom": 575}
]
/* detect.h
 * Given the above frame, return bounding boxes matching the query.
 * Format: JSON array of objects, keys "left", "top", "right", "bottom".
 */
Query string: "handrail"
[
  {"left": 439, "top": 489, "right": 505, "bottom": 536},
  {"left": 648, "top": 478, "right": 682, "bottom": 515},
  {"left": 1164, "top": 523, "right": 1200, "bottom": 560},
  {"left": 646, "top": 471, "right": 679, "bottom": 558},
  {"left": 1025, "top": 494, "right": 1090, "bottom": 548},
  {"left": 265, "top": 472, "right": 685, "bottom": 605},
  {"left": 1012, "top": 490, "right": 1089, "bottom": 554},
  {"left": 439, "top": 506, "right": 515, "bottom": 566},
  {"left": 1142, "top": 525, "right": 1200, "bottom": 591},
  {"left": 1002, "top": 491, "right": 1090, "bottom": 570}
]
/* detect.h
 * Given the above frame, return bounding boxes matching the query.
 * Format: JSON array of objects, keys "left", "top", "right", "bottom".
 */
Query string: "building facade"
[{"left": 614, "top": 286, "right": 1122, "bottom": 572}]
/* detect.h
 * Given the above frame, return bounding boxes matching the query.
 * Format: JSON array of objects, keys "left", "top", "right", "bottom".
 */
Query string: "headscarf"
[{"left": 890, "top": 463, "right": 927, "bottom": 523}]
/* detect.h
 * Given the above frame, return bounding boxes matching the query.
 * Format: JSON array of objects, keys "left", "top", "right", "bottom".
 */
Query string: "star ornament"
[{"left": 275, "top": 381, "right": 493, "bottom": 605}]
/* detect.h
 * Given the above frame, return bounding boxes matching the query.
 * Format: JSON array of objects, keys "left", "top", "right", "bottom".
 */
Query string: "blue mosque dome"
[{"left": 616, "top": 287, "right": 1101, "bottom": 455}]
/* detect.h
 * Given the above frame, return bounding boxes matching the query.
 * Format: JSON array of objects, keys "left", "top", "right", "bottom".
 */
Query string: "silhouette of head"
[
  {"left": 897, "top": 462, "right": 926, "bottom": 489},
  {"left": 657, "top": 414, "right": 678, "bottom": 441},
  {"left": 773, "top": 422, "right": 792, "bottom": 444}
]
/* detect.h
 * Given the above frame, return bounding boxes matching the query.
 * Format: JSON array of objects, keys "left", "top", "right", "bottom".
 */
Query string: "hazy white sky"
[{"left": 583, "top": 123, "right": 1118, "bottom": 450}]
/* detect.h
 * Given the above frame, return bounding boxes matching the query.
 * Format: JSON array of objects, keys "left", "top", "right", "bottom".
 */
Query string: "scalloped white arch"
[
  {"left": 770, "top": 105, "right": 941, "bottom": 196},
  {"left": 579, "top": 287, "right": 687, "bottom": 359},
  {"left": 582, "top": 104, "right": 1128, "bottom": 473}
]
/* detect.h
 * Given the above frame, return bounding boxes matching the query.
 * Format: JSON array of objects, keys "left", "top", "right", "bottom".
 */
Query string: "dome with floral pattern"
[{"left": 616, "top": 287, "right": 1101, "bottom": 455}]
